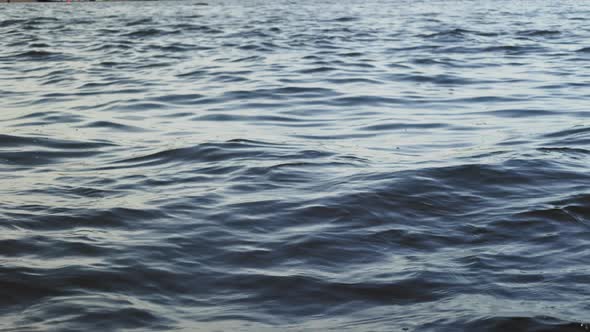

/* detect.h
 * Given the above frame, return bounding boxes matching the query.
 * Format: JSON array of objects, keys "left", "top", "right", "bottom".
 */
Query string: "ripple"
[{"left": 517, "top": 29, "right": 561, "bottom": 36}]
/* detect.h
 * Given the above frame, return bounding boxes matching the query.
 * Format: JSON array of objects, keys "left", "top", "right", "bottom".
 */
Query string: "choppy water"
[{"left": 1, "top": 0, "right": 590, "bottom": 330}]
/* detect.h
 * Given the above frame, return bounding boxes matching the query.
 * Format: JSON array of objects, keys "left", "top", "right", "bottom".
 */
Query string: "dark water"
[{"left": 1, "top": 0, "right": 590, "bottom": 330}]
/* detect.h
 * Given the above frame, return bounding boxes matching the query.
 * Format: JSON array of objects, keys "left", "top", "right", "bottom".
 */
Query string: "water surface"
[{"left": 1, "top": 0, "right": 590, "bottom": 330}]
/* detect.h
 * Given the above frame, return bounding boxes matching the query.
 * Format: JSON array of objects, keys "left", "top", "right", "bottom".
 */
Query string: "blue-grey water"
[{"left": 1, "top": 0, "right": 590, "bottom": 330}]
